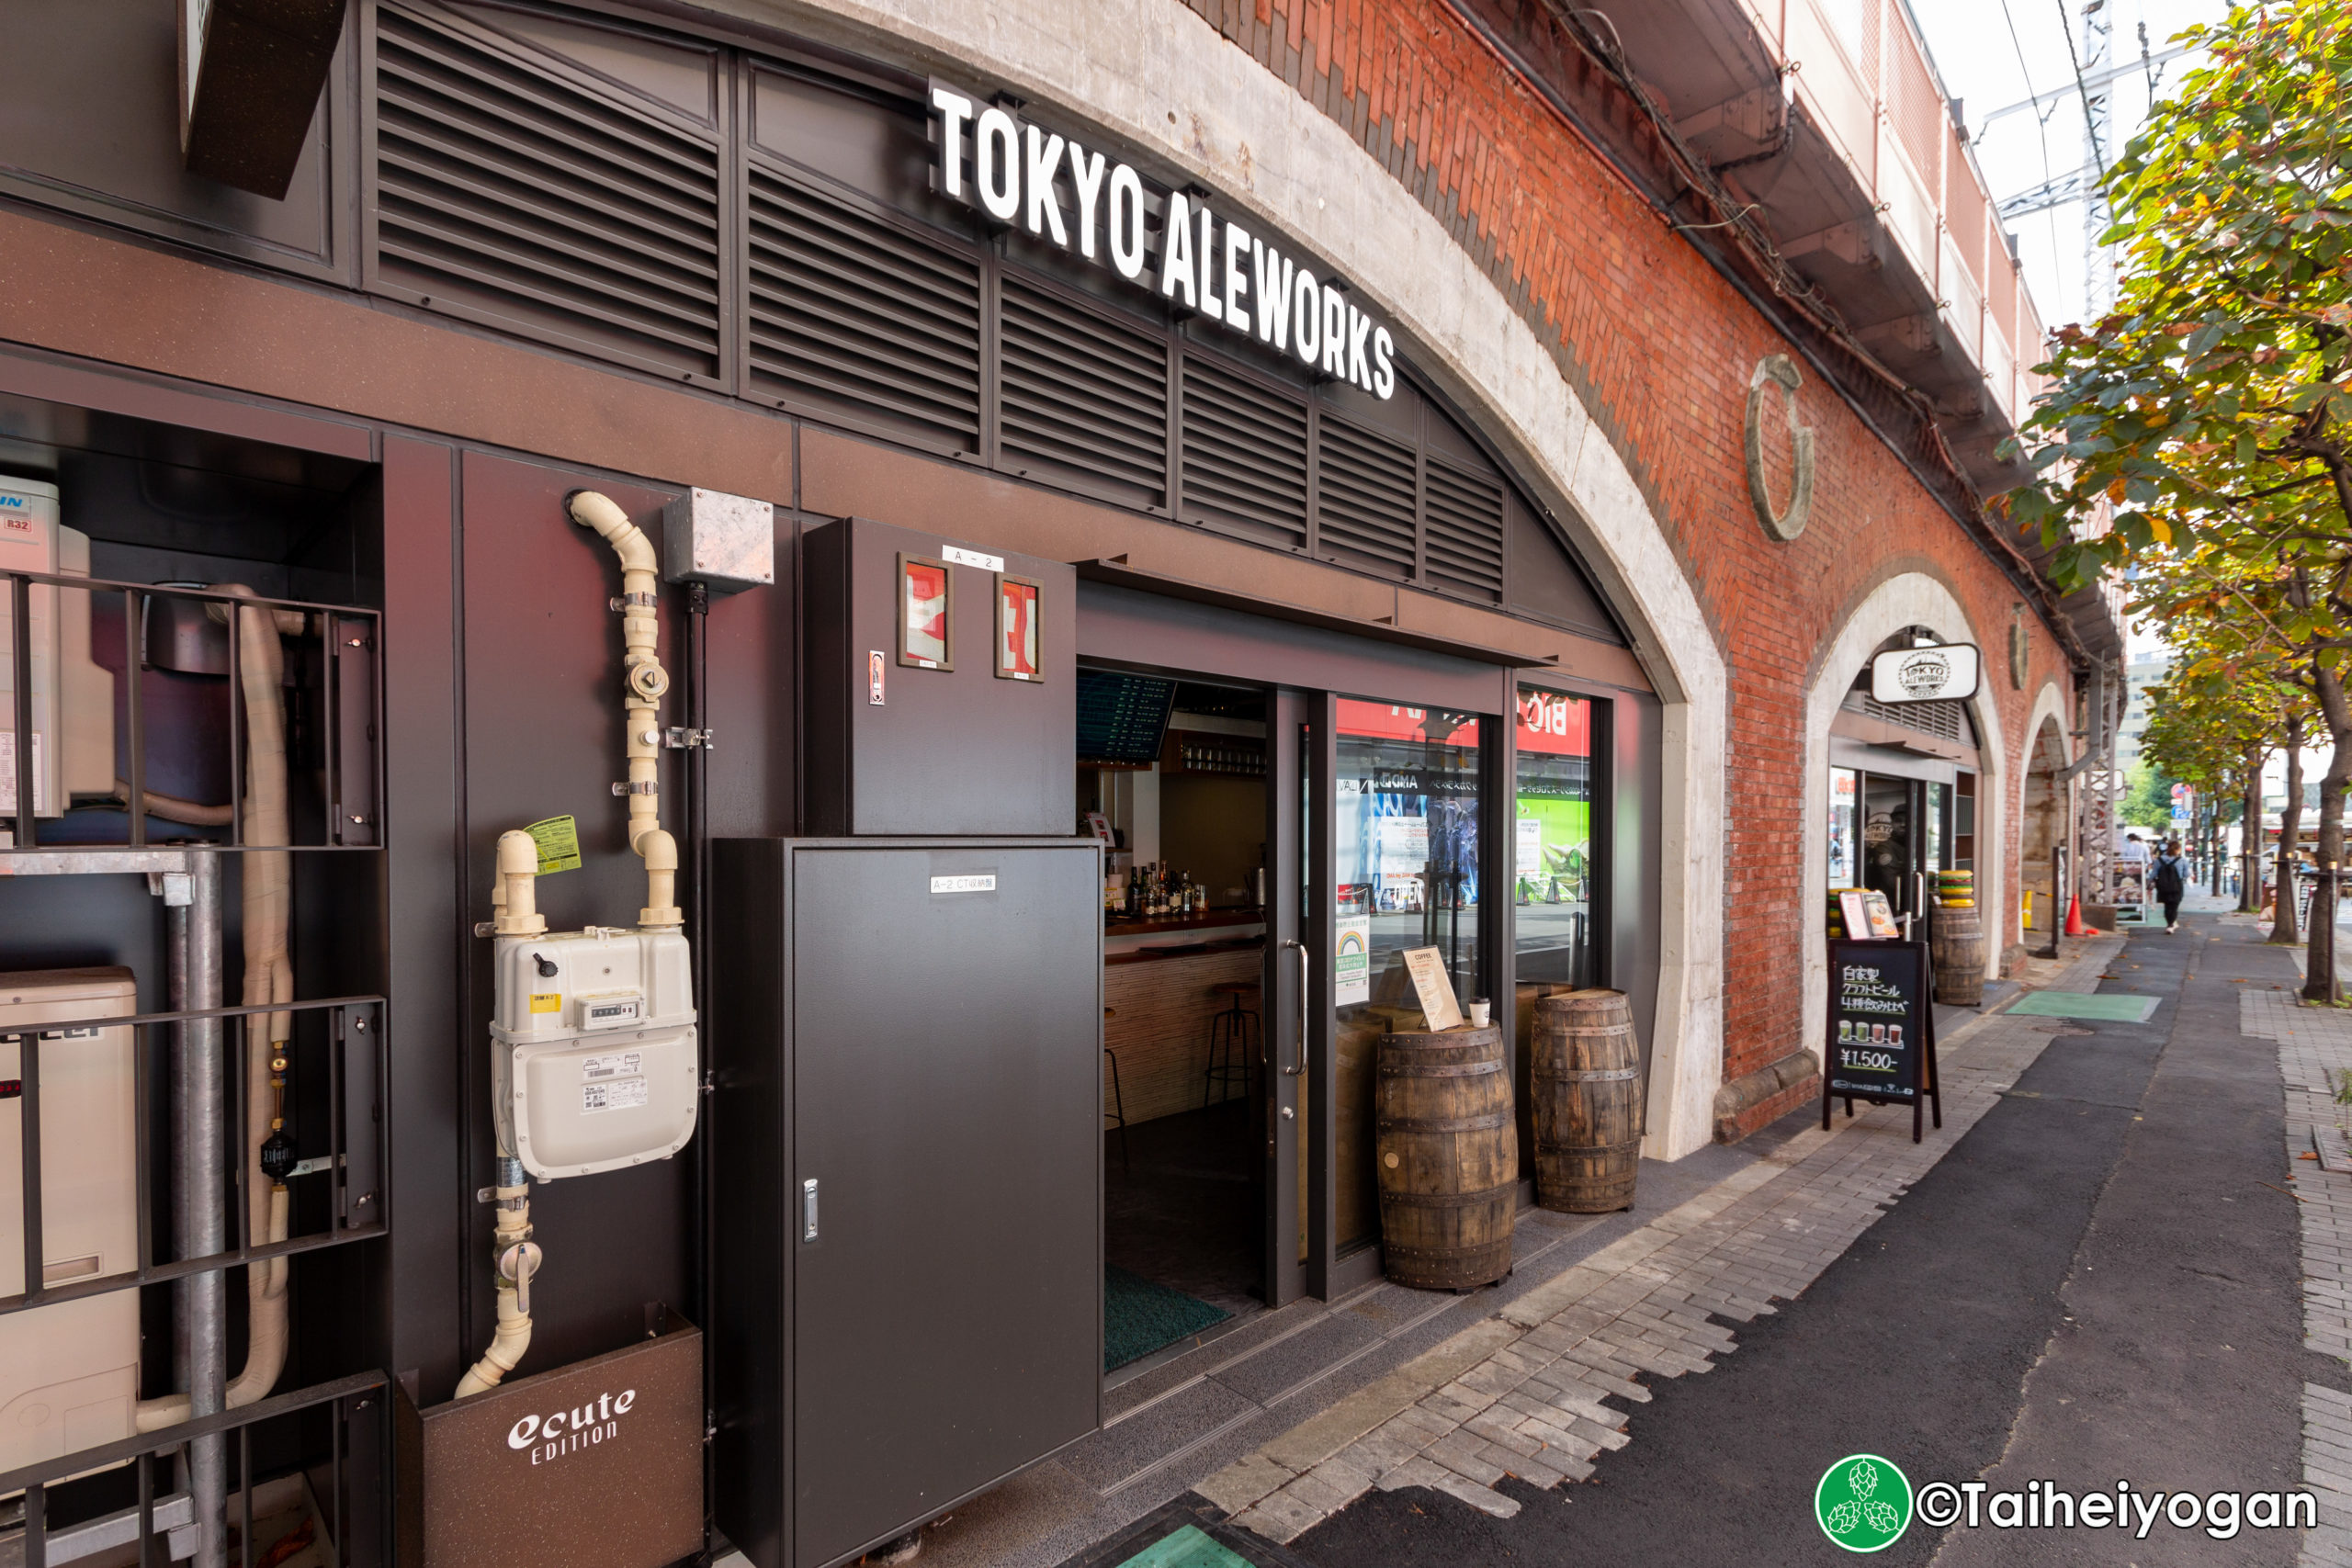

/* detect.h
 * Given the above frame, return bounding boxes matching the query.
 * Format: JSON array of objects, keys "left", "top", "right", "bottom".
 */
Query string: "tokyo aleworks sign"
[
  {"left": 929, "top": 83, "right": 1398, "bottom": 400},
  {"left": 1869, "top": 643, "right": 1981, "bottom": 704}
]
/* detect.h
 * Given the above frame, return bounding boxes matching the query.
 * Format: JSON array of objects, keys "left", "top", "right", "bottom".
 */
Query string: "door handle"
[
  {"left": 1278, "top": 938, "right": 1306, "bottom": 1077},
  {"left": 801, "top": 1178, "right": 819, "bottom": 1244}
]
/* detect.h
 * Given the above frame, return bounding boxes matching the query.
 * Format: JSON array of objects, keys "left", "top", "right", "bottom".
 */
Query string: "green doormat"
[
  {"left": 2008, "top": 991, "right": 2159, "bottom": 1023},
  {"left": 1113, "top": 1526, "right": 1253, "bottom": 1568},
  {"left": 1105, "top": 1267, "right": 1231, "bottom": 1371}
]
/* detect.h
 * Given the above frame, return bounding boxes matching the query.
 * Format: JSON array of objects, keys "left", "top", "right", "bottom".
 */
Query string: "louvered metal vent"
[
  {"left": 745, "top": 164, "right": 983, "bottom": 452},
  {"left": 373, "top": 6, "right": 723, "bottom": 380},
  {"left": 1860, "top": 694, "right": 1969, "bottom": 743},
  {"left": 1423, "top": 455, "right": 1505, "bottom": 601},
  {"left": 1000, "top": 279, "right": 1167, "bottom": 503},
  {"left": 1316, "top": 416, "right": 1417, "bottom": 580},
  {"left": 1180, "top": 358, "right": 1307, "bottom": 548}
]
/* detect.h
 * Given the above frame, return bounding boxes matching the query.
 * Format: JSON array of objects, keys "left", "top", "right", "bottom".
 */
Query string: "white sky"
[
  {"left": 1907, "top": 0, "right": 2226, "bottom": 329},
  {"left": 1906, "top": 0, "right": 2227, "bottom": 660}
]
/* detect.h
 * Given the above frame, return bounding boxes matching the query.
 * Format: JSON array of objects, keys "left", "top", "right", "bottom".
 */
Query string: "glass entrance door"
[{"left": 1322, "top": 699, "right": 1485, "bottom": 1276}]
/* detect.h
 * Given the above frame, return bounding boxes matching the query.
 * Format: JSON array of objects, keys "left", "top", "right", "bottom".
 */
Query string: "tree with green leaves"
[
  {"left": 2122, "top": 761, "right": 2180, "bottom": 832},
  {"left": 1998, "top": 0, "right": 2352, "bottom": 997}
]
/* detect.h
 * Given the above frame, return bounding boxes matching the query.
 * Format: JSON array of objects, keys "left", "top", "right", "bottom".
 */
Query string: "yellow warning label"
[
  {"left": 526, "top": 816, "right": 582, "bottom": 875},
  {"left": 529, "top": 993, "right": 562, "bottom": 1014}
]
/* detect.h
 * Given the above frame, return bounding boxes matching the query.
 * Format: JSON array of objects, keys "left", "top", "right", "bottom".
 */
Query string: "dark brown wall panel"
[
  {"left": 0, "top": 0, "right": 345, "bottom": 276},
  {"left": 382, "top": 434, "right": 465, "bottom": 1395}
]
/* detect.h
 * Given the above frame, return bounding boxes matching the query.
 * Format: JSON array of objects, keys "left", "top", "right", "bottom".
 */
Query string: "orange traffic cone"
[{"left": 2064, "top": 892, "right": 2091, "bottom": 937}]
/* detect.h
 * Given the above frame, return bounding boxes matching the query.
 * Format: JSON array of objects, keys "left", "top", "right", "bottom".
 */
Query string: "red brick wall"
[{"left": 1180, "top": 0, "right": 2073, "bottom": 1095}]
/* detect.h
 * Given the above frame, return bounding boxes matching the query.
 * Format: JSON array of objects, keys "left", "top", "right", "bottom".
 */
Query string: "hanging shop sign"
[
  {"left": 929, "top": 83, "right": 1397, "bottom": 400},
  {"left": 1823, "top": 938, "right": 1943, "bottom": 1143},
  {"left": 1869, "top": 643, "right": 1981, "bottom": 704}
]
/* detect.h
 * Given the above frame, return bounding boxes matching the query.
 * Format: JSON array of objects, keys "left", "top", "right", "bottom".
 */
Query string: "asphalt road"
[{"left": 1284, "top": 918, "right": 2336, "bottom": 1565}]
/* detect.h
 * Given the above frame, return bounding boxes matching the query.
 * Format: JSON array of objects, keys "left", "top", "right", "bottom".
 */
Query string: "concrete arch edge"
[{"left": 1800, "top": 571, "right": 2010, "bottom": 1079}]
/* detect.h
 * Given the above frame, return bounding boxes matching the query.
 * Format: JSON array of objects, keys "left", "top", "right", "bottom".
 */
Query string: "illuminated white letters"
[
  {"left": 1107, "top": 164, "right": 1147, "bottom": 278},
  {"left": 1159, "top": 192, "right": 1198, "bottom": 307},
  {"left": 1253, "top": 242, "right": 1294, "bottom": 350},
  {"left": 974, "top": 107, "right": 1020, "bottom": 222},
  {"left": 927, "top": 80, "right": 1395, "bottom": 398},
  {"left": 1023, "top": 125, "right": 1068, "bottom": 245},
  {"left": 1067, "top": 144, "right": 1106, "bottom": 261}
]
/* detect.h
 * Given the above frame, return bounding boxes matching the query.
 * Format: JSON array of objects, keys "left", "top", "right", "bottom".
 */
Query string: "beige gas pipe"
[
  {"left": 459, "top": 493, "right": 679, "bottom": 1397},
  {"left": 138, "top": 591, "right": 293, "bottom": 1431},
  {"left": 566, "top": 489, "right": 683, "bottom": 930},
  {"left": 455, "top": 830, "right": 547, "bottom": 1399}
]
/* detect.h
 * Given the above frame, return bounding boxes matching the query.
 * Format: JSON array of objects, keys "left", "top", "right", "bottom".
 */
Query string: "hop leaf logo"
[{"left": 1815, "top": 1454, "right": 1912, "bottom": 1552}]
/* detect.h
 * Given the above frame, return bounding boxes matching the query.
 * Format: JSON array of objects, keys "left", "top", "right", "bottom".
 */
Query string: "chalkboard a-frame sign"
[{"left": 1824, "top": 937, "right": 1944, "bottom": 1143}]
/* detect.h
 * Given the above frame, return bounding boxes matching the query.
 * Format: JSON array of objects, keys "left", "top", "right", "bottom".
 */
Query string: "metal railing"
[
  {"left": 2, "top": 571, "right": 382, "bottom": 854},
  {"left": 0, "top": 1371, "right": 390, "bottom": 1568},
  {"left": 4, "top": 996, "right": 386, "bottom": 1320}
]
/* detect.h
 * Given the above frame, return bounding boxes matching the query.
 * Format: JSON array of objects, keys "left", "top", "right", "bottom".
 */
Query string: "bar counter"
[{"left": 1102, "top": 915, "right": 1265, "bottom": 1124}]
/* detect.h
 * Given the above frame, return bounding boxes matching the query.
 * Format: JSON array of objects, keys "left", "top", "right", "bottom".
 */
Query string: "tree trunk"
[
  {"left": 2244, "top": 751, "right": 2264, "bottom": 912},
  {"left": 2276, "top": 718, "right": 2304, "bottom": 945},
  {"left": 2306, "top": 665, "right": 2352, "bottom": 1003}
]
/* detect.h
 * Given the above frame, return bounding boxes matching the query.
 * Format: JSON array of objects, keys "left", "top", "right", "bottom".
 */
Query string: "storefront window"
[
  {"left": 1926, "top": 782, "right": 1948, "bottom": 875},
  {"left": 1333, "top": 699, "right": 1481, "bottom": 1255},
  {"left": 1829, "top": 767, "right": 1860, "bottom": 888},
  {"left": 1514, "top": 687, "right": 1597, "bottom": 987}
]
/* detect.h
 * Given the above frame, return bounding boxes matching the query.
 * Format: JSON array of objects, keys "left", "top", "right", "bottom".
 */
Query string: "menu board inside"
[{"left": 1076, "top": 670, "right": 1177, "bottom": 764}]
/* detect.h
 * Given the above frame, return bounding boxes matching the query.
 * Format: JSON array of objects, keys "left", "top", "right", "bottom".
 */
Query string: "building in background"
[{"left": 2120, "top": 649, "right": 2173, "bottom": 771}]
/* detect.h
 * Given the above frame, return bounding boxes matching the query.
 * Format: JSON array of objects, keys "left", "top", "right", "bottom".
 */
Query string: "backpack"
[{"left": 2154, "top": 856, "right": 2185, "bottom": 898}]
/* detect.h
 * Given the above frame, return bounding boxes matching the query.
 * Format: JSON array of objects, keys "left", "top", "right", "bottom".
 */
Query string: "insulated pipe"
[
  {"left": 492, "top": 829, "right": 546, "bottom": 936},
  {"left": 139, "top": 593, "right": 293, "bottom": 1433},
  {"left": 454, "top": 1156, "right": 536, "bottom": 1397},
  {"left": 169, "top": 852, "right": 227, "bottom": 1568},
  {"left": 566, "top": 491, "right": 683, "bottom": 929}
]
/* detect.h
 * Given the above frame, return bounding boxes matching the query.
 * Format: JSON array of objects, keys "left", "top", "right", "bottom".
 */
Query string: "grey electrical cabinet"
[{"left": 710, "top": 838, "right": 1102, "bottom": 1568}]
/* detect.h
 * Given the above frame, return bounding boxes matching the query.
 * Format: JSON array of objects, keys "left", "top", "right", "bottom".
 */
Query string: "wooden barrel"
[
  {"left": 1532, "top": 991, "right": 1643, "bottom": 1213},
  {"left": 1931, "top": 899, "right": 1986, "bottom": 1006},
  {"left": 1375, "top": 1022, "right": 1516, "bottom": 1291}
]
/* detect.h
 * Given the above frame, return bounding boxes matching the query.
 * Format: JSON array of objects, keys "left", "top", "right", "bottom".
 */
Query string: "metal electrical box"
[
  {"left": 801, "top": 519, "right": 1076, "bottom": 837},
  {"left": 710, "top": 838, "right": 1102, "bottom": 1568}
]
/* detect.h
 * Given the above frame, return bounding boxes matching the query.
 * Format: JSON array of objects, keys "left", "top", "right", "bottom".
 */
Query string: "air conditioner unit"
[
  {"left": 0, "top": 478, "right": 119, "bottom": 821},
  {"left": 0, "top": 966, "right": 140, "bottom": 1478}
]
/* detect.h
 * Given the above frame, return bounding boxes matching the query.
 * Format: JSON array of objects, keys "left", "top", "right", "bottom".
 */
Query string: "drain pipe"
[
  {"left": 566, "top": 491, "right": 684, "bottom": 930},
  {"left": 457, "top": 831, "right": 546, "bottom": 1398},
  {"left": 170, "top": 851, "right": 227, "bottom": 1568},
  {"left": 139, "top": 593, "right": 292, "bottom": 1432}
]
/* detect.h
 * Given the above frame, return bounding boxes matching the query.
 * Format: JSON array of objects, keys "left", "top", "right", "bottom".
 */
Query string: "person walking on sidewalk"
[{"left": 2154, "top": 840, "right": 2189, "bottom": 932}]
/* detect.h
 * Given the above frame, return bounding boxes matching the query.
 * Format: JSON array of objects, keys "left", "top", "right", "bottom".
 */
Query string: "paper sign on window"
[
  {"left": 995, "top": 574, "right": 1042, "bottom": 682},
  {"left": 897, "top": 553, "right": 953, "bottom": 670}
]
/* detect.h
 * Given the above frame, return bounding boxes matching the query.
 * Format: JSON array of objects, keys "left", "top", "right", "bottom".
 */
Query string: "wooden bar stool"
[
  {"left": 1203, "top": 980, "right": 1261, "bottom": 1107},
  {"left": 1103, "top": 1007, "right": 1128, "bottom": 1173}
]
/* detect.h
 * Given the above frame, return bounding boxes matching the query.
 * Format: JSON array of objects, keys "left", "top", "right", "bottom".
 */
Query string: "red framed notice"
[
  {"left": 995, "top": 573, "right": 1043, "bottom": 682},
  {"left": 897, "top": 552, "right": 953, "bottom": 670}
]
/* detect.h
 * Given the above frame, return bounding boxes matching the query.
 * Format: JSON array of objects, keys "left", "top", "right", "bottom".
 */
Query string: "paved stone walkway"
[
  {"left": 2241, "top": 974, "right": 2352, "bottom": 1567},
  {"left": 1197, "top": 940, "right": 2125, "bottom": 1543}
]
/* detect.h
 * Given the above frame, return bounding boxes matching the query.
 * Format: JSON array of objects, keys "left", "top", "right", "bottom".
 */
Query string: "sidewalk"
[
  {"left": 898, "top": 954, "right": 2089, "bottom": 1568},
  {"left": 1193, "top": 942, "right": 2118, "bottom": 1541}
]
